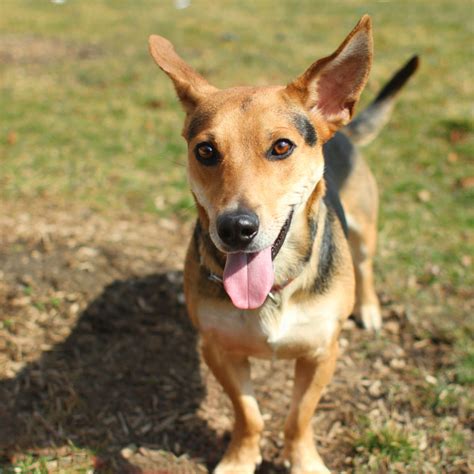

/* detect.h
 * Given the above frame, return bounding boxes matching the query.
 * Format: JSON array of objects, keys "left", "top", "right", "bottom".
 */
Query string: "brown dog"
[{"left": 149, "top": 15, "right": 417, "bottom": 473}]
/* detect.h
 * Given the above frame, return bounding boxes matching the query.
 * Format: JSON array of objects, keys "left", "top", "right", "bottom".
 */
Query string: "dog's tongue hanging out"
[{"left": 223, "top": 247, "right": 274, "bottom": 309}]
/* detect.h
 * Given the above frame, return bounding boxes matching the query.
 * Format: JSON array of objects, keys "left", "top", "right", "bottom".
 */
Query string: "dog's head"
[{"left": 149, "top": 16, "right": 372, "bottom": 309}]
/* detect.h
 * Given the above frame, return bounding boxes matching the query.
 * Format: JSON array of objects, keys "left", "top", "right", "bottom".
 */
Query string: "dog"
[{"left": 148, "top": 15, "right": 418, "bottom": 474}]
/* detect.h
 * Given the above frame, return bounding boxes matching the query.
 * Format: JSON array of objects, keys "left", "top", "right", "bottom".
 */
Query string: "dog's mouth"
[{"left": 223, "top": 210, "right": 294, "bottom": 310}]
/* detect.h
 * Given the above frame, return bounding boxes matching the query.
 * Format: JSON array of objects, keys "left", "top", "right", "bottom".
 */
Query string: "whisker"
[{"left": 160, "top": 158, "right": 187, "bottom": 168}]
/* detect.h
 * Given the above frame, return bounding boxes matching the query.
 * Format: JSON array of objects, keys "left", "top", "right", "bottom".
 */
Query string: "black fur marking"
[
  {"left": 302, "top": 217, "right": 318, "bottom": 263},
  {"left": 192, "top": 220, "right": 202, "bottom": 256},
  {"left": 312, "top": 209, "right": 337, "bottom": 294},
  {"left": 197, "top": 220, "right": 225, "bottom": 270},
  {"left": 203, "top": 233, "right": 226, "bottom": 268},
  {"left": 193, "top": 220, "right": 226, "bottom": 268},
  {"left": 323, "top": 132, "right": 356, "bottom": 194},
  {"left": 323, "top": 169, "right": 348, "bottom": 237},
  {"left": 187, "top": 111, "right": 212, "bottom": 141},
  {"left": 292, "top": 113, "right": 317, "bottom": 147},
  {"left": 193, "top": 221, "right": 228, "bottom": 299}
]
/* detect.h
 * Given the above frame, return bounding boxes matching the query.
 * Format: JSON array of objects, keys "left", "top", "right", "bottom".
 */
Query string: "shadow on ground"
[
  {"left": 0, "top": 272, "right": 226, "bottom": 471},
  {"left": 0, "top": 233, "right": 466, "bottom": 472}
]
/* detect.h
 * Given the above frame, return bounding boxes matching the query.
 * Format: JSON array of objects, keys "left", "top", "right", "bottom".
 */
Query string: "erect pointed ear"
[
  {"left": 148, "top": 35, "right": 217, "bottom": 112},
  {"left": 286, "top": 15, "right": 373, "bottom": 136}
]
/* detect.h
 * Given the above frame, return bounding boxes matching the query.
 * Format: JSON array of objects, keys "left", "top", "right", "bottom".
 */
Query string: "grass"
[
  {"left": 5, "top": 455, "right": 55, "bottom": 474},
  {"left": 1, "top": 439, "right": 96, "bottom": 473},
  {"left": 0, "top": 0, "right": 473, "bottom": 471},
  {"left": 3, "top": 451, "right": 93, "bottom": 474},
  {"left": 355, "top": 422, "right": 416, "bottom": 464},
  {"left": 455, "top": 347, "right": 474, "bottom": 385},
  {"left": 353, "top": 411, "right": 472, "bottom": 472},
  {"left": 1, "top": 1, "right": 473, "bottom": 298},
  {"left": 3, "top": 454, "right": 50, "bottom": 474}
]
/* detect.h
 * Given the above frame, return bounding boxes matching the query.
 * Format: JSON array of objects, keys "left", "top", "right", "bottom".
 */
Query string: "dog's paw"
[
  {"left": 214, "top": 454, "right": 262, "bottom": 474},
  {"left": 287, "top": 460, "right": 331, "bottom": 474},
  {"left": 284, "top": 444, "right": 331, "bottom": 474},
  {"left": 292, "top": 467, "right": 330, "bottom": 474},
  {"left": 359, "top": 303, "right": 382, "bottom": 331}
]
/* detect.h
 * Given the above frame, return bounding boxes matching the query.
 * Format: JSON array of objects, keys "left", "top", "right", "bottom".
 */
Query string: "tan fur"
[
  {"left": 339, "top": 155, "right": 381, "bottom": 329},
  {"left": 150, "top": 15, "right": 377, "bottom": 473}
]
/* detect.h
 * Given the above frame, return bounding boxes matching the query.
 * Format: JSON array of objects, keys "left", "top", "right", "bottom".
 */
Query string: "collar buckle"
[{"left": 207, "top": 272, "right": 223, "bottom": 284}]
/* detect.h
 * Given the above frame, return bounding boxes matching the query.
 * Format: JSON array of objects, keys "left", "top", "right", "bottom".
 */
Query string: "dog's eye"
[
  {"left": 273, "top": 140, "right": 291, "bottom": 155},
  {"left": 268, "top": 139, "right": 295, "bottom": 160},
  {"left": 195, "top": 142, "right": 219, "bottom": 166}
]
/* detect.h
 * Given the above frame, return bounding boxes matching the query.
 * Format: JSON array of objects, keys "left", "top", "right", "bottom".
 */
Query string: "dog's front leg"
[
  {"left": 283, "top": 340, "right": 339, "bottom": 474},
  {"left": 202, "top": 339, "right": 263, "bottom": 474}
]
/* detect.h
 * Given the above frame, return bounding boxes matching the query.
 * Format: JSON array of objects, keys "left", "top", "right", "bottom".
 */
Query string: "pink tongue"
[{"left": 223, "top": 247, "right": 274, "bottom": 309}]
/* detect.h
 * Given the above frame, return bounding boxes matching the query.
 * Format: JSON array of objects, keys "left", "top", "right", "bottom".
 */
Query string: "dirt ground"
[{"left": 0, "top": 203, "right": 471, "bottom": 473}]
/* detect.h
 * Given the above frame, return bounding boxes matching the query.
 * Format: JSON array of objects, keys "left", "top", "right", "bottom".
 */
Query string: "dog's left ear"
[
  {"left": 286, "top": 15, "right": 373, "bottom": 136},
  {"left": 148, "top": 35, "right": 217, "bottom": 113}
]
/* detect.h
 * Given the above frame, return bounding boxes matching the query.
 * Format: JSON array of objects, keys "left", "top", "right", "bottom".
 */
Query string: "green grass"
[
  {"left": 445, "top": 430, "right": 467, "bottom": 457},
  {"left": 1, "top": 1, "right": 473, "bottom": 223},
  {"left": 455, "top": 347, "right": 474, "bottom": 385},
  {"left": 2, "top": 455, "right": 93, "bottom": 474},
  {"left": 1, "top": 443, "right": 96, "bottom": 473},
  {"left": 355, "top": 423, "right": 416, "bottom": 464},
  {"left": 4, "top": 454, "right": 51, "bottom": 474}
]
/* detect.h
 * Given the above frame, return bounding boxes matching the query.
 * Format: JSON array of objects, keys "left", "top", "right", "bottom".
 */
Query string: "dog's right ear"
[
  {"left": 286, "top": 16, "right": 373, "bottom": 137},
  {"left": 148, "top": 35, "right": 217, "bottom": 112}
]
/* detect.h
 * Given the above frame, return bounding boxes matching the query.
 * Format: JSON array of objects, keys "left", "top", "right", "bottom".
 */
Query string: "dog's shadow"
[
  {"left": 0, "top": 272, "right": 227, "bottom": 471},
  {"left": 0, "top": 271, "right": 288, "bottom": 473}
]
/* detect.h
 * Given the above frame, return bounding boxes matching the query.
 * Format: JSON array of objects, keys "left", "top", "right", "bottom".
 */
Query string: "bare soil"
[{"left": 0, "top": 204, "right": 471, "bottom": 473}]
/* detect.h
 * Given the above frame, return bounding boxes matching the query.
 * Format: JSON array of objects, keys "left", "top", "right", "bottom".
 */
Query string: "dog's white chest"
[{"left": 196, "top": 296, "right": 339, "bottom": 359}]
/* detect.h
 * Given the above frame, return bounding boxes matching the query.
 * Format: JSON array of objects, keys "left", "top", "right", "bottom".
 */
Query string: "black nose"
[{"left": 217, "top": 210, "right": 259, "bottom": 249}]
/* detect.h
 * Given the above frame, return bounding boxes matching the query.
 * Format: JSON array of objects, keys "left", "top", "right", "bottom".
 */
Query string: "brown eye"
[
  {"left": 273, "top": 140, "right": 291, "bottom": 155},
  {"left": 197, "top": 144, "right": 213, "bottom": 159},
  {"left": 268, "top": 139, "right": 295, "bottom": 160},
  {"left": 194, "top": 142, "right": 219, "bottom": 166}
]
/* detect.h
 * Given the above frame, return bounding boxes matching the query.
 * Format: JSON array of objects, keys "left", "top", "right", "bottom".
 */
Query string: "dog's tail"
[{"left": 343, "top": 55, "right": 419, "bottom": 146}]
